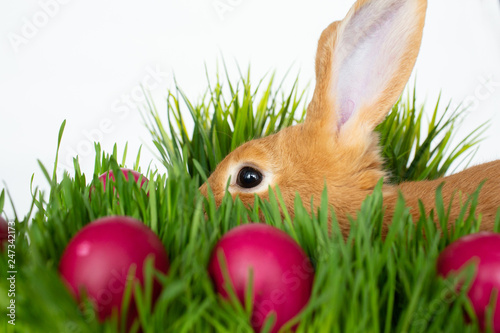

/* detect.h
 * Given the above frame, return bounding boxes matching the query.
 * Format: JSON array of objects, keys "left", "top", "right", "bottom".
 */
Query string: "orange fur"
[{"left": 199, "top": 0, "right": 500, "bottom": 238}]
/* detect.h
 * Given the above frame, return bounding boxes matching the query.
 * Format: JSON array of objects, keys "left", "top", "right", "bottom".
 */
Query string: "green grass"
[
  {"left": 377, "top": 86, "right": 486, "bottom": 183},
  {"left": 143, "top": 64, "right": 307, "bottom": 182},
  {"left": 144, "top": 67, "right": 485, "bottom": 184},
  {"left": 0, "top": 68, "right": 494, "bottom": 333}
]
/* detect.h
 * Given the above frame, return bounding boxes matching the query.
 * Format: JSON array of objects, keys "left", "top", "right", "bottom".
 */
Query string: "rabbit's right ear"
[{"left": 306, "top": 0, "right": 427, "bottom": 136}]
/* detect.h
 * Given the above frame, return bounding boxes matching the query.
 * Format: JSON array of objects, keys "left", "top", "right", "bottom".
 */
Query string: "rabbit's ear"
[{"left": 306, "top": 0, "right": 427, "bottom": 133}]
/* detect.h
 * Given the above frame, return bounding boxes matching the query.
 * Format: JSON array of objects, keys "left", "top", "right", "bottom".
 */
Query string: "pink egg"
[
  {"left": 98, "top": 168, "right": 148, "bottom": 189},
  {"left": 209, "top": 224, "right": 314, "bottom": 333},
  {"left": 437, "top": 232, "right": 500, "bottom": 332},
  {"left": 0, "top": 216, "right": 8, "bottom": 251},
  {"left": 59, "top": 216, "right": 169, "bottom": 327}
]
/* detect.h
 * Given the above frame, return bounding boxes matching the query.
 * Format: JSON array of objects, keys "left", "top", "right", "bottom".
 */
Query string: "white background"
[{"left": 1, "top": 0, "right": 499, "bottom": 219}]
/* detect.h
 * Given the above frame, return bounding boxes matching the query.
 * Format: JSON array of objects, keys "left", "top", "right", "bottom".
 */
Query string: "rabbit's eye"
[{"left": 237, "top": 167, "right": 263, "bottom": 189}]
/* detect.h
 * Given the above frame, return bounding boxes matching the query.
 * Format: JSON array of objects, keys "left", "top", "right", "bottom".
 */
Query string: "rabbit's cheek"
[
  {"left": 199, "top": 183, "right": 208, "bottom": 197},
  {"left": 234, "top": 193, "right": 258, "bottom": 204}
]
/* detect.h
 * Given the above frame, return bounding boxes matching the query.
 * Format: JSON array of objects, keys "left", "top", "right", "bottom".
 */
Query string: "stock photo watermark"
[
  {"left": 212, "top": 0, "right": 245, "bottom": 21},
  {"left": 409, "top": 278, "right": 459, "bottom": 333},
  {"left": 251, "top": 257, "right": 314, "bottom": 328},
  {"left": 58, "top": 64, "right": 168, "bottom": 173},
  {"left": 7, "top": 0, "right": 73, "bottom": 53},
  {"left": 234, "top": 242, "right": 337, "bottom": 331},
  {"left": 5, "top": 220, "right": 17, "bottom": 326},
  {"left": 450, "top": 74, "right": 500, "bottom": 114},
  {"left": 63, "top": 265, "right": 137, "bottom": 332}
]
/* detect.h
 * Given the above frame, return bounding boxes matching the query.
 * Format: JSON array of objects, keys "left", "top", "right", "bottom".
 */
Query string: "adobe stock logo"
[
  {"left": 7, "top": 0, "right": 73, "bottom": 53},
  {"left": 58, "top": 65, "right": 168, "bottom": 173},
  {"left": 459, "top": 75, "right": 500, "bottom": 113},
  {"left": 212, "top": 0, "right": 244, "bottom": 21}
]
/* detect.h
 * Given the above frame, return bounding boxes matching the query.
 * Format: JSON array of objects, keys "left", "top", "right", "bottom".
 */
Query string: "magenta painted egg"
[
  {"left": 208, "top": 224, "right": 314, "bottom": 333},
  {"left": 59, "top": 216, "right": 169, "bottom": 326},
  {"left": 98, "top": 168, "right": 148, "bottom": 189},
  {"left": 437, "top": 232, "right": 500, "bottom": 332},
  {"left": 0, "top": 216, "right": 8, "bottom": 251}
]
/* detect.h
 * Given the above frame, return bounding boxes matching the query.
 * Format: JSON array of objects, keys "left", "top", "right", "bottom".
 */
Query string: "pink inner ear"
[
  {"left": 339, "top": 98, "right": 355, "bottom": 127},
  {"left": 332, "top": 0, "right": 410, "bottom": 130}
]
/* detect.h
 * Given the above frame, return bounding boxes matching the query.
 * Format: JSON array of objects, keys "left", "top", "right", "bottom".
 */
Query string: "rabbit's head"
[{"left": 200, "top": 0, "right": 427, "bottom": 227}]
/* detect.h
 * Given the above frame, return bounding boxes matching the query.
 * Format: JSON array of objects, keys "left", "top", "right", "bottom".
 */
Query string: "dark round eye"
[{"left": 237, "top": 167, "right": 263, "bottom": 189}]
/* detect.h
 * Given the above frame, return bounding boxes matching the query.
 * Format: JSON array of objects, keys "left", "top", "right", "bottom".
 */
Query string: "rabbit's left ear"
[{"left": 307, "top": 0, "right": 427, "bottom": 134}]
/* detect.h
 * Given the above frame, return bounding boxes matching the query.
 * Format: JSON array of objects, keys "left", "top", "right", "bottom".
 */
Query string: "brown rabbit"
[{"left": 199, "top": 0, "right": 500, "bottom": 237}]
